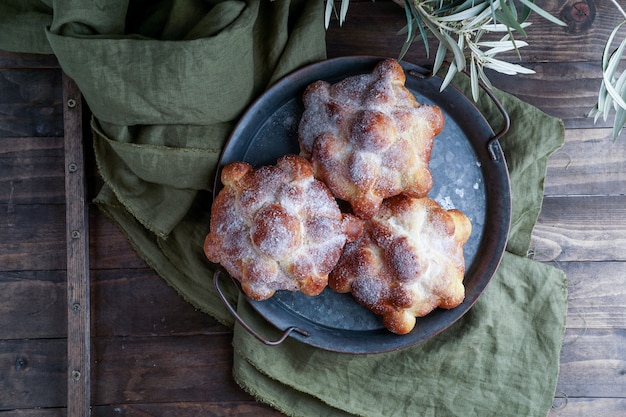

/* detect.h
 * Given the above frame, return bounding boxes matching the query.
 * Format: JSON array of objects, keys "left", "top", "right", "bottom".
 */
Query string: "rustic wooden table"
[{"left": 1, "top": 1, "right": 625, "bottom": 416}]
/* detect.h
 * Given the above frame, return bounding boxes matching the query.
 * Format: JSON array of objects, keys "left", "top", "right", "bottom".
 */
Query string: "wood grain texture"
[
  {"left": 0, "top": 69, "right": 63, "bottom": 137},
  {"left": 63, "top": 74, "right": 90, "bottom": 417},
  {"left": 90, "top": 402, "right": 284, "bottom": 417},
  {"left": 91, "top": 268, "right": 226, "bottom": 337},
  {"left": 556, "top": 329, "right": 626, "bottom": 398},
  {"left": 546, "top": 127, "right": 626, "bottom": 196},
  {"left": 561, "top": 262, "right": 626, "bottom": 330},
  {"left": 0, "top": 204, "right": 66, "bottom": 271},
  {"left": 531, "top": 195, "right": 626, "bottom": 262},
  {"left": 90, "top": 335, "right": 249, "bottom": 405},
  {"left": 0, "top": 270, "right": 67, "bottom": 339},
  {"left": 0, "top": 136, "right": 65, "bottom": 205},
  {"left": 0, "top": 339, "right": 67, "bottom": 410}
]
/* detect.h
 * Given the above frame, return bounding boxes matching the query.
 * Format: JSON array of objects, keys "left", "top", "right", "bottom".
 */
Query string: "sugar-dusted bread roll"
[
  {"left": 298, "top": 59, "right": 444, "bottom": 219},
  {"left": 204, "top": 155, "right": 363, "bottom": 301},
  {"left": 329, "top": 195, "right": 472, "bottom": 334}
]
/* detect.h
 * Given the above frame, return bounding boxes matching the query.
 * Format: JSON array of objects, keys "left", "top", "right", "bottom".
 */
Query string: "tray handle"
[
  {"left": 213, "top": 268, "right": 310, "bottom": 346},
  {"left": 407, "top": 67, "right": 510, "bottom": 162}
]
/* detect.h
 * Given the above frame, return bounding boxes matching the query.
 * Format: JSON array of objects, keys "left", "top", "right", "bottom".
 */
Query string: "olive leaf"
[{"left": 589, "top": 19, "right": 626, "bottom": 141}]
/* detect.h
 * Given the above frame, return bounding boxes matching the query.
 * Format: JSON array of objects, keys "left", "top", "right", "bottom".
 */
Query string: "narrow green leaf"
[
  {"left": 611, "top": 104, "right": 626, "bottom": 141},
  {"left": 440, "top": 61, "right": 459, "bottom": 92},
  {"left": 601, "top": 84, "right": 612, "bottom": 120},
  {"left": 437, "top": 2, "right": 490, "bottom": 22},
  {"left": 407, "top": 0, "right": 430, "bottom": 56},
  {"left": 324, "top": 0, "right": 333, "bottom": 29},
  {"left": 465, "top": 0, "right": 502, "bottom": 29},
  {"left": 478, "top": 64, "right": 494, "bottom": 91},
  {"left": 484, "top": 57, "right": 535, "bottom": 75},
  {"left": 517, "top": 0, "right": 567, "bottom": 26},
  {"left": 602, "top": 21, "right": 626, "bottom": 71},
  {"left": 403, "top": 0, "right": 415, "bottom": 44},
  {"left": 602, "top": 36, "right": 626, "bottom": 109},
  {"left": 613, "top": 67, "right": 626, "bottom": 106},
  {"left": 432, "top": 41, "right": 448, "bottom": 75},
  {"left": 517, "top": 0, "right": 533, "bottom": 23},
  {"left": 399, "top": 20, "right": 419, "bottom": 60},
  {"left": 421, "top": 17, "right": 465, "bottom": 69},
  {"left": 481, "top": 22, "right": 531, "bottom": 33},
  {"left": 340, "top": 0, "right": 350, "bottom": 26},
  {"left": 479, "top": 40, "right": 529, "bottom": 56},
  {"left": 508, "top": 0, "right": 519, "bottom": 20},
  {"left": 434, "top": 0, "right": 477, "bottom": 14},
  {"left": 470, "top": 57, "right": 480, "bottom": 101},
  {"left": 494, "top": 4, "right": 527, "bottom": 35}
]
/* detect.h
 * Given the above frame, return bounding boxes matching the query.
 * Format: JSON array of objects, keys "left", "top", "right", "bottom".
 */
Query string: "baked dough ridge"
[
  {"left": 298, "top": 58, "right": 444, "bottom": 219},
  {"left": 329, "top": 195, "right": 472, "bottom": 334},
  {"left": 205, "top": 154, "right": 363, "bottom": 301}
]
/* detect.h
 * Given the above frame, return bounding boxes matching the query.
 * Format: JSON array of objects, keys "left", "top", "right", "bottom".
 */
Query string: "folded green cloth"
[{"left": 0, "top": 1, "right": 567, "bottom": 416}]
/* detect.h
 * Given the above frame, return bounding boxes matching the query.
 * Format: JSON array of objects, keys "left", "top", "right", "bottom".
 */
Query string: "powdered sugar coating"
[
  {"left": 204, "top": 155, "right": 363, "bottom": 301},
  {"left": 329, "top": 195, "right": 472, "bottom": 335},
  {"left": 298, "top": 59, "right": 444, "bottom": 219}
]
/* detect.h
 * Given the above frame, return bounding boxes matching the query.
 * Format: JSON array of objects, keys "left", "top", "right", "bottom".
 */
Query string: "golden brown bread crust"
[
  {"left": 204, "top": 155, "right": 363, "bottom": 301},
  {"left": 329, "top": 195, "right": 472, "bottom": 334},
  {"left": 298, "top": 59, "right": 444, "bottom": 219}
]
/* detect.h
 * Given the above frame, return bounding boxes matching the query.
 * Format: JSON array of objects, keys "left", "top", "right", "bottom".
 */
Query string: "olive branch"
[{"left": 326, "top": 0, "right": 626, "bottom": 140}]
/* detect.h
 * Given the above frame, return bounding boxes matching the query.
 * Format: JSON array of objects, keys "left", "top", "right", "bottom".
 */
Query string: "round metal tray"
[{"left": 213, "top": 56, "right": 511, "bottom": 354}]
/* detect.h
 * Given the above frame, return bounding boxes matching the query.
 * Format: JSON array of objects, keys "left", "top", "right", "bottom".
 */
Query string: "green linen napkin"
[{"left": 0, "top": 2, "right": 567, "bottom": 416}]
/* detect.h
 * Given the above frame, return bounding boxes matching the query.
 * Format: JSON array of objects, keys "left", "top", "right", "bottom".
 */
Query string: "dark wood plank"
[
  {"left": 556, "top": 329, "right": 626, "bottom": 398},
  {"left": 0, "top": 203, "right": 66, "bottom": 271},
  {"left": 3, "top": 330, "right": 624, "bottom": 412},
  {"left": 562, "top": 261, "right": 626, "bottom": 330},
  {"left": 483, "top": 62, "right": 610, "bottom": 129},
  {"left": 87, "top": 208, "right": 150, "bottom": 270},
  {"left": 545, "top": 127, "right": 626, "bottom": 196},
  {"left": 0, "top": 52, "right": 59, "bottom": 68},
  {"left": 0, "top": 205, "right": 151, "bottom": 272},
  {"left": 91, "top": 402, "right": 285, "bottom": 417},
  {"left": 0, "top": 69, "right": 64, "bottom": 137},
  {"left": 91, "top": 268, "right": 226, "bottom": 338},
  {"left": 0, "top": 136, "right": 65, "bottom": 205},
  {"left": 0, "top": 335, "right": 253, "bottom": 410},
  {"left": 0, "top": 402, "right": 283, "bottom": 417},
  {"left": 0, "top": 410, "right": 65, "bottom": 417},
  {"left": 4, "top": 259, "right": 617, "bottom": 342},
  {"left": 63, "top": 74, "right": 90, "bottom": 417},
  {"left": 531, "top": 195, "right": 626, "bottom": 262},
  {"left": 0, "top": 338, "right": 67, "bottom": 410},
  {"left": 0, "top": 268, "right": 225, "bottom": 340},
  {"left": 5, "top": 397, "right": 626, "bottom": 417},
  {"left": 91, "top": 334, "right": 251, "bottom": 405},
  {"left": 548, "top": 398, "right": 626, "bottom": 417},
  {"left": 0, "top": 270, "right": 66, "bottom": 339}
]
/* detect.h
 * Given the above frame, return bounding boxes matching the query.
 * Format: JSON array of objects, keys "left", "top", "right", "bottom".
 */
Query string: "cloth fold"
[{"left": 0, "top": 1, "right": 567, "bottom": 416}]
